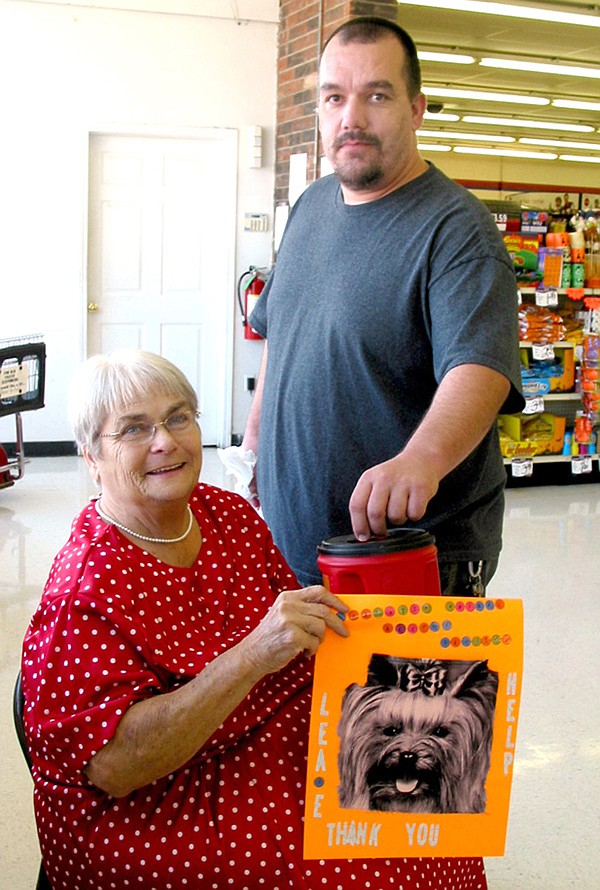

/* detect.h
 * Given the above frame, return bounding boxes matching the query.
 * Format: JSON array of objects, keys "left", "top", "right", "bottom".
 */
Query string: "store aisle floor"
[{"left": 1, "top": 452, "right": 598, "bottom": 889}]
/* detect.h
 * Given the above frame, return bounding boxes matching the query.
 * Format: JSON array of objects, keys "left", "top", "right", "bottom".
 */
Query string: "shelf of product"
[
  {"left": 499, "top": 291, "right": 599, "bottom": 479},
  {"left": 491, "top": 206, "right": 600, "bottom": 481}
]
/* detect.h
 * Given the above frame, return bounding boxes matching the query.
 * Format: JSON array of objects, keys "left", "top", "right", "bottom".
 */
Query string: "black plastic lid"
[{"left": 317, "top": 527, "right": 435, "bottom": 557}]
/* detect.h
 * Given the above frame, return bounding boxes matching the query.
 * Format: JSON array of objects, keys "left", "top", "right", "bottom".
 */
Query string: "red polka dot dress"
[{"left": 22, "top": 484, "right": 487, "bottom": 890}]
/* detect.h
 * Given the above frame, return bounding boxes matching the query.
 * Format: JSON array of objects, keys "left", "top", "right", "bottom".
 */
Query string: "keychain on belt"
[{"left": 468, "top": 560, "right": 485, "bottom": 597}]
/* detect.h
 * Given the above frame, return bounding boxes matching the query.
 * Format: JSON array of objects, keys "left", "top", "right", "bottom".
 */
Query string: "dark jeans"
[{"left": 438, "top": 558, "right": 498, "bottom": 598}]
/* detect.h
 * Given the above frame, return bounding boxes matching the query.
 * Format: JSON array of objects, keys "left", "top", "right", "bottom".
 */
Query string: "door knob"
[{"left": 87, "top": 302, "right": 99, "bottom": 312}]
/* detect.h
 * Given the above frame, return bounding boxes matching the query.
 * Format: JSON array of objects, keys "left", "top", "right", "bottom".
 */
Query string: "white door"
[{"left": 87, "top": 132, "right": 236, "bottom": 446}]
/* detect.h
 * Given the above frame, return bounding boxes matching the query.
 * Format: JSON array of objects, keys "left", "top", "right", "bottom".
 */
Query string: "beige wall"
[{"left": 0, "top": 0, "right": 278, "bottom": 443}]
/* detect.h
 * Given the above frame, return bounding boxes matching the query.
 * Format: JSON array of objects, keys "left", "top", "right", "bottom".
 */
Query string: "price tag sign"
[
  {"left": 531, "top": 343, "right": 555, "bottom": 361},
  {"left": 571, "top": 455, "right": 593, "bottom": 475},
  {"left": 535, "top": 288, "right": 559, "bottom": 308},
  {"left": 523, "top": 396, "right": 545, "bottom": 415},
  {"left": 0, "top": 364, "right": 27, "bottom": 399},
  {"left": 511, "top": 459, "right": 534, "bottom": 477}
]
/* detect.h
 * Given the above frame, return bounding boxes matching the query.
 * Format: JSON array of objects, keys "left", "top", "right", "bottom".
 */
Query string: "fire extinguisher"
[{"left": 237, "top": 267, "right": 266, "bottom": 341}]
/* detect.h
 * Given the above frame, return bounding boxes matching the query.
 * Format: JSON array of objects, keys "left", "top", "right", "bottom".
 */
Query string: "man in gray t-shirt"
[{"left": 243, "top": 17, "right": 523, "bottom": 595}]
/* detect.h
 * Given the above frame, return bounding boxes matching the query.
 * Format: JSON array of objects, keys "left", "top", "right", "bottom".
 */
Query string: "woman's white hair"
[{"left": 69, "top": 349, "right": 199, "bottom": 457}]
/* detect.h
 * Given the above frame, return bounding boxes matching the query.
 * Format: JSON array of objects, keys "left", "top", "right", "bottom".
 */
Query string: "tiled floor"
[{"left": 1, "top": 452, "right": 599, "bottom": 888}]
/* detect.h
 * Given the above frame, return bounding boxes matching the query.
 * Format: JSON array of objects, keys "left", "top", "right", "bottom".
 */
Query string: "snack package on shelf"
[
  {"left": 519, "top": 303, "right": 566, "bottom": 344},
  {"left": 503, "top": 233, "right": 543, "bottom": 286},
  {"left": 520, "top": 346, "right": 575, "bottom": 393},
  {"left": 497, "top": 413, "right": 566, "bottom": 458},
  {"left": 581, "top": 334, "right": 600, "bottom": 424}
]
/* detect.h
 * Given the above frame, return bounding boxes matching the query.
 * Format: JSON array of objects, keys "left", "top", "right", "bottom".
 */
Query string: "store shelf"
[
  {"left": 520, "top": 341, "right": 575, "bottom": 348},
  {"left": 503, "top": 453, "right": 598, "bottom": 465},
  {"left": 543, "top": 392, "right": 581, "bottom": 401},
  {"left": 519, "top": 287, "right": 600, "bottom": 296}
]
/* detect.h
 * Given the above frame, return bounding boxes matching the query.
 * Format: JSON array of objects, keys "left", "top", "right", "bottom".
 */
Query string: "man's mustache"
[{"left": 333, "top": 131, "right": 381, "bottom": 151}]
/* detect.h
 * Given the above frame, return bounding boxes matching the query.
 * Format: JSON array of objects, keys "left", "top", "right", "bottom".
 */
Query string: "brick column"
[{"left": 275, "top": 0, "right": 399, "bottom": 204}]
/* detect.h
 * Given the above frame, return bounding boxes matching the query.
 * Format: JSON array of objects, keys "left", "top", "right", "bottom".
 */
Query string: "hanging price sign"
[
  {"left": 523, "top": 397, "right": 545, "bottom": 415},
  {"left": 531, "top": 344, "right": 555, "bottom": 361},
  {"left": 571, "top": 455, "right": 593, "bottom": 475},
  {"left": 535, "top": 288, "right": 559, "bottom": 308},
  {"left": 511, "top": 459, "right": 534, "bottom": 477}
]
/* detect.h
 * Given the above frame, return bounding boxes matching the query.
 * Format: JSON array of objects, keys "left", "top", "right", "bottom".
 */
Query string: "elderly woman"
[{"left": 22, "top": 349, "right": 487, "bottom": 890}]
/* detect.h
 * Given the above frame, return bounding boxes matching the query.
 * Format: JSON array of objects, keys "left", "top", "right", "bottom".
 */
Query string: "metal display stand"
[{"left": 0, "top": 335, "right": 46, "bottom": 487}]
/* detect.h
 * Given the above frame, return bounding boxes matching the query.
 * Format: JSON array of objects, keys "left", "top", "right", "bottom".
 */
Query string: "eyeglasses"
[{"left": 99, "top": 409, "right": 200, "bottom": 446}]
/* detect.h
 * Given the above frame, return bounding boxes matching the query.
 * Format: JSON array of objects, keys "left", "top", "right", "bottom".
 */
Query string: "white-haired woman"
[{"left": 21, "top": 349, "right": 485, "bottom": 890}]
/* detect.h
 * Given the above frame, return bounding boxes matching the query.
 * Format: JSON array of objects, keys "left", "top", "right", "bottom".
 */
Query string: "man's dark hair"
[{"left": 321, "top": 16, "right": 422, "bottom": 99}]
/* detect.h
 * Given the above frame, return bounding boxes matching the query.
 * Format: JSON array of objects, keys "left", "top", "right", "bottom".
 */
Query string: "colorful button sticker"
[{"left": 336, "top": 599, "right": 514, "bottom": 650}]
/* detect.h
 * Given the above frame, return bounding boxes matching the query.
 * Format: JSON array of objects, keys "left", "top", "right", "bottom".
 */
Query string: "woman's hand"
[
  {"left": 242, "top": 586, "right": 349, "bottom": 674},
  {"left": 85, "top": 585, "right": 348, "bottom": 797}
]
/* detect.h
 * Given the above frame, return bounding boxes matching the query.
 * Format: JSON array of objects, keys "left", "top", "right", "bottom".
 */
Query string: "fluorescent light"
[
  {"left": 418, "top": 129, "right": 515, "bottom": 142},
  {"left": 453, "top": 146, "right": 558, "bottom": 159},
  {"left": 559, "top": 154, "right": 600, "bottom": 163},
  {"left": 396, "top": 0, "right": 600, "bottom": 29},
  {"left": 481, "top": 58, "right": 600, "bottom": 79},
  {"left": 423, "top": 111, "right": 460, "bottom": 121},
  {"left": 418, "top": 51, "right": 475, "bottom": 64},
  {"left": 463, "top": 115, "right": 595, "bottom": 133},
  {"left": 553, "top": 99, "right": 600, "bottom": 112},
  {"left": 520, "top": 138, "right": 600, "bottom": 151},
  {"left": 423, "top": 86, "right": 549, "bottom": 106},
  {"left": 418, "top": 143, "right": 452, "bottom": 151}
]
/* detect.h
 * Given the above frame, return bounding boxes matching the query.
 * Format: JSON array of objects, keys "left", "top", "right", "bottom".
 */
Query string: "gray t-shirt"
[{"left": 251, "top": 164, "right": 524, "bottom": 585}]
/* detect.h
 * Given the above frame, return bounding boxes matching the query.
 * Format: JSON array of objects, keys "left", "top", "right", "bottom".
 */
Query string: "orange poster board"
[{"left": 304, "top": 595, "right": 523, "bottom": 859}]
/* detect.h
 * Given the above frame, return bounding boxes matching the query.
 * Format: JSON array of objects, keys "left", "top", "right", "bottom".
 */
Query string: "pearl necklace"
[{"left": 94, "top": 499, "right": 194, "bottom": 544}]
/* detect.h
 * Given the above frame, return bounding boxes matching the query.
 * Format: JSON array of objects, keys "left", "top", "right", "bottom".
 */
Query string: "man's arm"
[
  {"left": 349, "top": 364, "right": 510, "bottom": 540},
  {"left": 241, "top": 341, "right": 268, "bottom": 501}
]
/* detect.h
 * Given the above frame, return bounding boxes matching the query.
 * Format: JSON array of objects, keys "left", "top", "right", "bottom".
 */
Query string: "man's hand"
[
  {"left": 347, "top": 364, "right": 511, "bottom": 542},
  {"left": 349, "top": 452, "right": 440, "bottom": 540}
]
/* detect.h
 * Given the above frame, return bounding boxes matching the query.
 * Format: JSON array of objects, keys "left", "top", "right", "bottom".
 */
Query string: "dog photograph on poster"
[{"left": 337, "top": 654, "right": 499, "bottom": 815}]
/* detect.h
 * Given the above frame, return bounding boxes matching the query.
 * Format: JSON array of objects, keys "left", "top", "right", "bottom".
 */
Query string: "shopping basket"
[{"left": 0, "top": 335, "right": 46, "bottom": 486}]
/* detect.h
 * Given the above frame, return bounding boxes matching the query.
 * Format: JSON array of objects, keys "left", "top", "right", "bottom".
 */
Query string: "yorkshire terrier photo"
[{"left": 337, "top": 654, "right": 498, "bottom": 814}]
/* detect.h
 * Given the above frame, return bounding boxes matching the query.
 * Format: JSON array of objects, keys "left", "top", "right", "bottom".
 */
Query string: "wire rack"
[{"left": 0, "top": 335, "right": 46, "bottom": 484}]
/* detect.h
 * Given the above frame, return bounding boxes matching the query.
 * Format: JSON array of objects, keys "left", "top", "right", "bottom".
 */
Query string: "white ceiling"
[{"left": 394, "top": 0, "right": 600, "bottom": 154}]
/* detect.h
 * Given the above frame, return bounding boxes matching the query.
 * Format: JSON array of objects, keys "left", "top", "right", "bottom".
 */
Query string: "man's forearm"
[{"left": 242, "top": 341, "right": 268, "bottom": 453}]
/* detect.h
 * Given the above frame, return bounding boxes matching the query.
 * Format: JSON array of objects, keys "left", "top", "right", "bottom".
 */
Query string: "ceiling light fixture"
[
  {"left": 396, "top": 0, "right": 600, "bottom": 29},
  {"left": 423, "top": 86, "right": 549, "bottom": 106},
  {"left": 480, "top": 58, "right": 600, "bottom": 79},
  {"left": 463, "top": 115, "right": 594, "bottom": 133},
  {"left": 417, "top": 143, "right": 452, "bottom": 151},
  {"left": 418, "top": 129, "right": 515, "bottom": 142},
  {"left": 453, "top": 146, "right": 558, "bottom": 159},
  {"left": 559, "top": 154, "right": 600, "bottom": 164},
  {"left": 418, "top": 51, "right": 475, "bottom": 64},
  {"left": 423, "top": 111, "right": 460, "bottom": 121},
  {"left": 519, "top": 137, "right": 600, "bottom": 151},
  {"left": 553, "top": 99, "right": 600, "bottom": 112}
]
